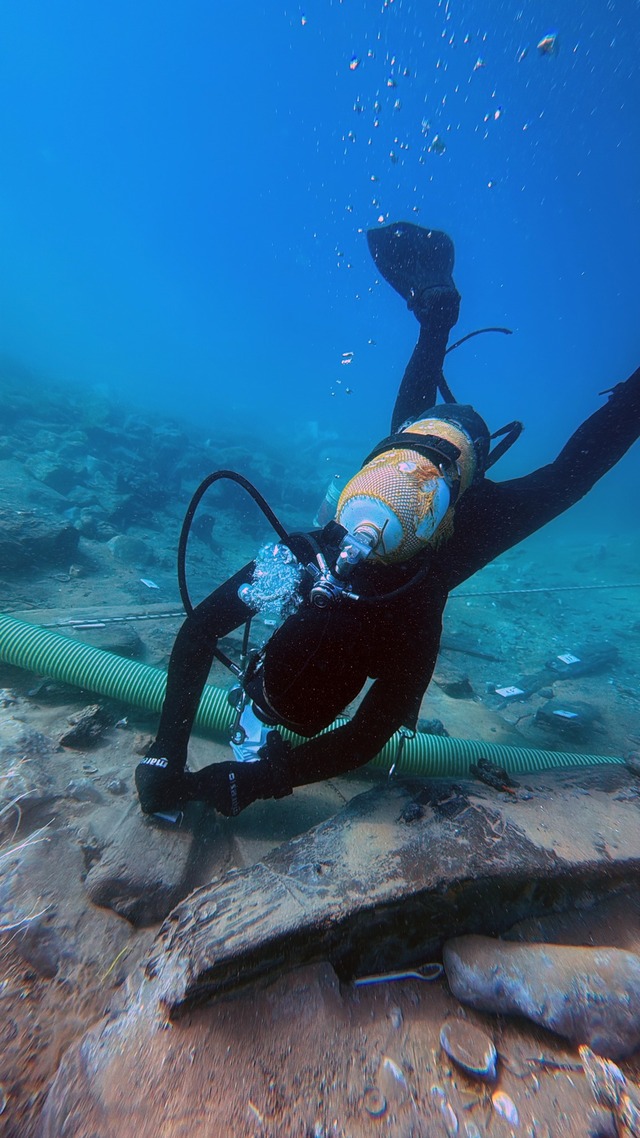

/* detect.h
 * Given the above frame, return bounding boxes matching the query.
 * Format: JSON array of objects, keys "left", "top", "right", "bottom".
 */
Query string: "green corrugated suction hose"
[{"left": 0, "top": 613, "right": 623, "bottom": 775}]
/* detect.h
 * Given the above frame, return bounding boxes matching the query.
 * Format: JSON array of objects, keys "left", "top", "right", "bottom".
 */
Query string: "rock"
[
  {"left": 65, "top": 778, "right": 104, "bottom": 804},
  {"left": 27, "top": 678, "right": 81, "bottom": 702},
  {"left": 534, "top": 698, "right": 601, "bottom": 735},
  {"left": 443, "top": 935, "right": 640, "bottom": 1060},
  {"left": 83, "top": 802, "right": 207, "bottom": 925},
  {"left": 399, "top": 800, "right": 424, "bottom": 823},
  {"left": 0, "top": 506, "right": 79, "bottom": 571},
  {"left": 439, "top": 1018, "right": 497, "bottom": 1080},
  {"left": 492, "top": 1091, "right": 519, "bottom": 1127},
  {"left": 0, "top": 716, "right": 54, "bottom": 822},
  {"left": 377, "top": 1054, "right": 411, "bottom": 1110},
  {"left": 106, "top": 778, "right": 127, "bottom": 796},
  {"left": 59, "top": 705, "right": 109, "bottom": 749},
  {"left": 189, "top": 511, "right": 216, "bottom": 545},
  {"left": 470, "top": 757, "right": 519, "bottom": 793},
  {"left": 546, "top": 642, "right": 618, "bottom": 679},
  {"left": 76, "top": 508, "right": 117, "bottom": 541},
  {"left": 580, "top": 1045, "right": 640, "bottom": 1136},
  {"left": 24, "top": 453, "right": 81, "bottom": 496},
  {"left": 106, "top": 533, "right": 153, "bottom": 566},
  {"left": 417, "top": 717, "right": 449, "bottom": 736},
  {"left": 433, "top": 674, "right": 475, "bottom": 699},
  {"left": 625, "top": 752, "right": 640, "bottom": 778},
  {"left": 0, "top": 836, "right": 63, "bottom": 977}
]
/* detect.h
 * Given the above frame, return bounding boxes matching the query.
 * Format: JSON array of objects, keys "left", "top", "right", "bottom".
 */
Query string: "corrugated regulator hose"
[{"left": 0, "top": 613, "right": 623, "bottom": 776}]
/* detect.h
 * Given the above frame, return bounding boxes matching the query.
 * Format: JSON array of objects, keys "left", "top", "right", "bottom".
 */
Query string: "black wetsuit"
[{"left": 143, "top": 346, "right": 640, "bottom": 813}]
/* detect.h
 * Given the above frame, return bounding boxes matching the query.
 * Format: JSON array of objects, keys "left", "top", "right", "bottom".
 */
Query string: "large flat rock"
[
  {"left": 0, "top": 503, "right": 79, "bottom": 571},
  {"left": 83, "top": 801, "right": 213, "bottom": 926},
  {"left": 148, "top": 763, "right": 640, "bottom": 1015}
]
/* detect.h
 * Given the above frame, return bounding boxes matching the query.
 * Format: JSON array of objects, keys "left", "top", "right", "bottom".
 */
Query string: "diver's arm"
[
  {"left": 185, "top": 670, "right": 431, "bottom": 818},
  {"left": 443, "top": 366, "right": 640, "bottom": 586},
  {"left": 287, "top": 671, "right": 426, "bottom": 784}
]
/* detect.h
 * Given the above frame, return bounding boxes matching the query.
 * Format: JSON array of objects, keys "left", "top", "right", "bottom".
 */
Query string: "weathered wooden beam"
[{"left": 147, "top": 765, "right": 640, "bottom": 1016}]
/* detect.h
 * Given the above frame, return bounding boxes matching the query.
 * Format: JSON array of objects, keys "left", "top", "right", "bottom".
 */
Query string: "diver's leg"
[
  {"left": 135, "top": 568, "right": 253, "bottom": 814},
  {"left": 134, "top": 613, "right": 220, "bottom": 813},
  {"left": 149, "top": 615, "right": 217, "bottom": 768},
  {"left": 367, "top": 222, "right": 461, "bottom": 431},
  {"left": 390, "top": 302, "right": 459, "bottom": 431}
]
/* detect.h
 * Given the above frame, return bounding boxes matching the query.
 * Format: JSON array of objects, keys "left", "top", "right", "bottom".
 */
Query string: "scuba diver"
[{"left": 135, "top": 221, "right": 640, "bottom": 820}]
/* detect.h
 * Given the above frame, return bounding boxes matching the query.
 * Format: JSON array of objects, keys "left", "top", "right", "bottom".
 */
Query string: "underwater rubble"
[{"left": 0, "top": 363, "right": 340, "bottom": 628}]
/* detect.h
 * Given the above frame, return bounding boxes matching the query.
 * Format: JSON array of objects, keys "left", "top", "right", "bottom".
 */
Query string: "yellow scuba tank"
[{"left": 335, "top": 409, "right": 483, "bottom": 565}]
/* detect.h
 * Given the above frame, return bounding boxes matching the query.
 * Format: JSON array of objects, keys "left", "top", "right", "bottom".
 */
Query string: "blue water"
[{"left": 1, "top": 0, "right": 638, "bottom": 534}]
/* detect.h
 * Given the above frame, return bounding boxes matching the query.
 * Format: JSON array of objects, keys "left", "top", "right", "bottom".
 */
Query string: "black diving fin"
[{"left": 367, "top": 221, "right": 457, "bottom": 303}]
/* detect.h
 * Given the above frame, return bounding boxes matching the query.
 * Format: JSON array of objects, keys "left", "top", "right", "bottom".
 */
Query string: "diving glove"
[
  {"left": 135, "top": 755, "right": 191, "bottom": 815},
  {"left": 136, "top": 732, "right": 294, "bottom": 818},
  {"left": 189, "top": 731, "right": 294, "bottom": 817}
]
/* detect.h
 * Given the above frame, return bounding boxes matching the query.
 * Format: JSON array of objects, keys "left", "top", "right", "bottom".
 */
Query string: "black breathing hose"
[
  {"left": 177, "top": 470, "right": 295, "bottom": 616},
  {"left": 445, "top": 326, "right": 513, "bottom": 355},
  {"left": 178, "top": 470, "right": 431, "bottom": 615}
]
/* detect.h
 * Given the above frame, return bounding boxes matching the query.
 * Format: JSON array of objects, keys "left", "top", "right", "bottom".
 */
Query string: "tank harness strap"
[
  {"left": 437, "top": 371, "right": 458, "bottom": 404},
  {"left": 362, "top": 432, "right": 461, "bottom": 470},
  {"left": 485, "top": 420, "right": 524, "bottom": 470}
]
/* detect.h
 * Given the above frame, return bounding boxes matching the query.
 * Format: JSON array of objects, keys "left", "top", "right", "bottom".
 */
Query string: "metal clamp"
[{"left": 388, "top": 725, "right": 416, "bottom": 779}]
